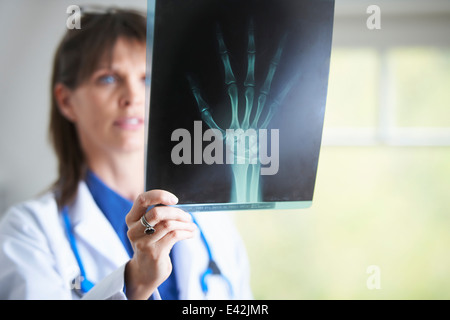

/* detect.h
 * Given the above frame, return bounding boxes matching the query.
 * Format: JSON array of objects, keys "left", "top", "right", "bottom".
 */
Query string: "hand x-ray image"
[{"left": 146, "top": 0, "right": 335, "bottom": 211}]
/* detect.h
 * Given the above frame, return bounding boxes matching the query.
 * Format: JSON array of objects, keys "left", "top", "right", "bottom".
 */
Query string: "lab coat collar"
[{"left": 68, "top": 181, "right": 129, "bottom": 272}]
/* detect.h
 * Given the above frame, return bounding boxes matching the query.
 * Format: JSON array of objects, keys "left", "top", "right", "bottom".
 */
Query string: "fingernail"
[{"left": 170, "top": 195, "right": 179, "bottom": 204}]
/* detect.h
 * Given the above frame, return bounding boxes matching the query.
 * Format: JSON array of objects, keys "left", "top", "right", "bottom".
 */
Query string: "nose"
[{"left": 119, "top": 78, "right": 144, "bottom": 108}]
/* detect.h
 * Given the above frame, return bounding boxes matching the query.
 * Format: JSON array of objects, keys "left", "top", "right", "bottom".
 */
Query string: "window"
[
  {"left": 323, "top": 46, "right": 450, "bottom": 146},
  {"left": 392, "top": 47, "right": 450, "bottom": 128},
  {"left": 322, "top": 0, "right": 450, "bottom": 146}
]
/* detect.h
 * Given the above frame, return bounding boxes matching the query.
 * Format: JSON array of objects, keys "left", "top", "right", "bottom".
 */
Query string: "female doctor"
[{"left": 0, "top": 8, "right": 252, "bottom": 300}]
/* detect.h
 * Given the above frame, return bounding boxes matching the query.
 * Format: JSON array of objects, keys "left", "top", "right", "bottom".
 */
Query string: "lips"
[{"left": 113, "top": 117, "right": 144, "bottom": 130}]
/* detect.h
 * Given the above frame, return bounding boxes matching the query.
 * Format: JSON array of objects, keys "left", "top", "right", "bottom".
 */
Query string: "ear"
[{"left": 54, "top": 83, "right": 77, "bottom": 122}]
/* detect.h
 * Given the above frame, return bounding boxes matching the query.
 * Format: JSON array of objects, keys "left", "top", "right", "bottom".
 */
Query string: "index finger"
[{"left": 126, "top": 189, "right": 179, "bottom": 223}]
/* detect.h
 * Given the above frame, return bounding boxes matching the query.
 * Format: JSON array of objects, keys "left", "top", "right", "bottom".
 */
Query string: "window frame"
[{"left": 322, "top": 1, "right": 450, "bottom": 146}]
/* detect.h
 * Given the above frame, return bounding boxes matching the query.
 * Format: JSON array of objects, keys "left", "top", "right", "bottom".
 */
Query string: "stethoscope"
[
  {"left": 62, "top": 206, "right": 234, "bottom": 298},
  {"left": 62, "top": 206, "right": 95, "bottom": 297}
]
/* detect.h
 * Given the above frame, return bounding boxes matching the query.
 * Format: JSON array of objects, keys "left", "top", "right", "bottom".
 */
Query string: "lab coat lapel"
[
  {"left": 69, "top": 182, "right": 129, "bottom": 269},
  {"left": 172, "top": 219, "right": 209, "bottom": 300},
  {"left": 172, "top": 239, "right": 193, "bottom": 300}
]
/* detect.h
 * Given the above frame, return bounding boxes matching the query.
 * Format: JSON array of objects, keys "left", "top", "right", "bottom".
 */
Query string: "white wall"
[{"left": 0, "top": 0, "right": 147, "bottom": 214}]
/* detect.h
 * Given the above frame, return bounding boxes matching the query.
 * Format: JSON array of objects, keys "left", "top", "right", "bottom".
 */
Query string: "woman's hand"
[{"left": 124, "top": 190, "right": 196, "bottom": 300}]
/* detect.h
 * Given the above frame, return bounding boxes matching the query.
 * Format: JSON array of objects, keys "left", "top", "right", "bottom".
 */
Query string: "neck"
[{"left": 86, "top": 150, "right": 145, "bottom": 202}]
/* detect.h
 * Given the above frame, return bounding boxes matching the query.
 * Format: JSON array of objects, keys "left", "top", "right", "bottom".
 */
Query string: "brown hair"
[{"left": 49, "top": 7, "right": 146, "bottom": 209}]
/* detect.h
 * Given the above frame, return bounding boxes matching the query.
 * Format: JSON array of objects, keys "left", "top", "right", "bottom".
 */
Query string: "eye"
[{"left": 98, "top": 74, "right": 117, "bottom": 84}]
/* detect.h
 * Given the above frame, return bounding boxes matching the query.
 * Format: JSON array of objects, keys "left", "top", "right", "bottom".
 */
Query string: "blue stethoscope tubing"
[
  {"left": 190, "top": 214, "right": 234, "bottom": 298},
  {"left": 62, "top": 206, "right": 233, "bottom": 298},
  {"left": 61, "top": 206, "right": 95, "bottom": 295}
]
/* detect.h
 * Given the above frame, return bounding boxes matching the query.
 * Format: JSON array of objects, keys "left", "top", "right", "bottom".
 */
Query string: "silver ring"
[{"left": 140, "top": 214, "right": 155, "bottom": 235}]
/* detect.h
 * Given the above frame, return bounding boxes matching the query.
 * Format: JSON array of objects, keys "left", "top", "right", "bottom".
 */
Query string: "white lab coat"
[{"left": 0, "top": 181, "right": 252, "bottom": 300}]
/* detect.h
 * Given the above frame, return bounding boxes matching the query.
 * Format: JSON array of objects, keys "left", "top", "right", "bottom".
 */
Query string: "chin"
[
  {"left": 114, "top": 139, "right": 145, "bottom": 154},
  {"left": 114, "top": 133, "right": 145, "bottom": 152}
]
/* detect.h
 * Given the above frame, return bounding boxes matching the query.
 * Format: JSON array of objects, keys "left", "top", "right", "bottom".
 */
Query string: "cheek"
[
  {"left": 72, "top": 90, "right": 114, "bottom": 132},
  {"left": 77, "top": 86, "right": 113, "bottom": 111}
]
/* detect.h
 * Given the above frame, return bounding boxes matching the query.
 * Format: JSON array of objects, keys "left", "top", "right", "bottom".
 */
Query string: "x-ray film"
[{"left": 146, "top": 0, "right": 335, "bottom": 211}]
